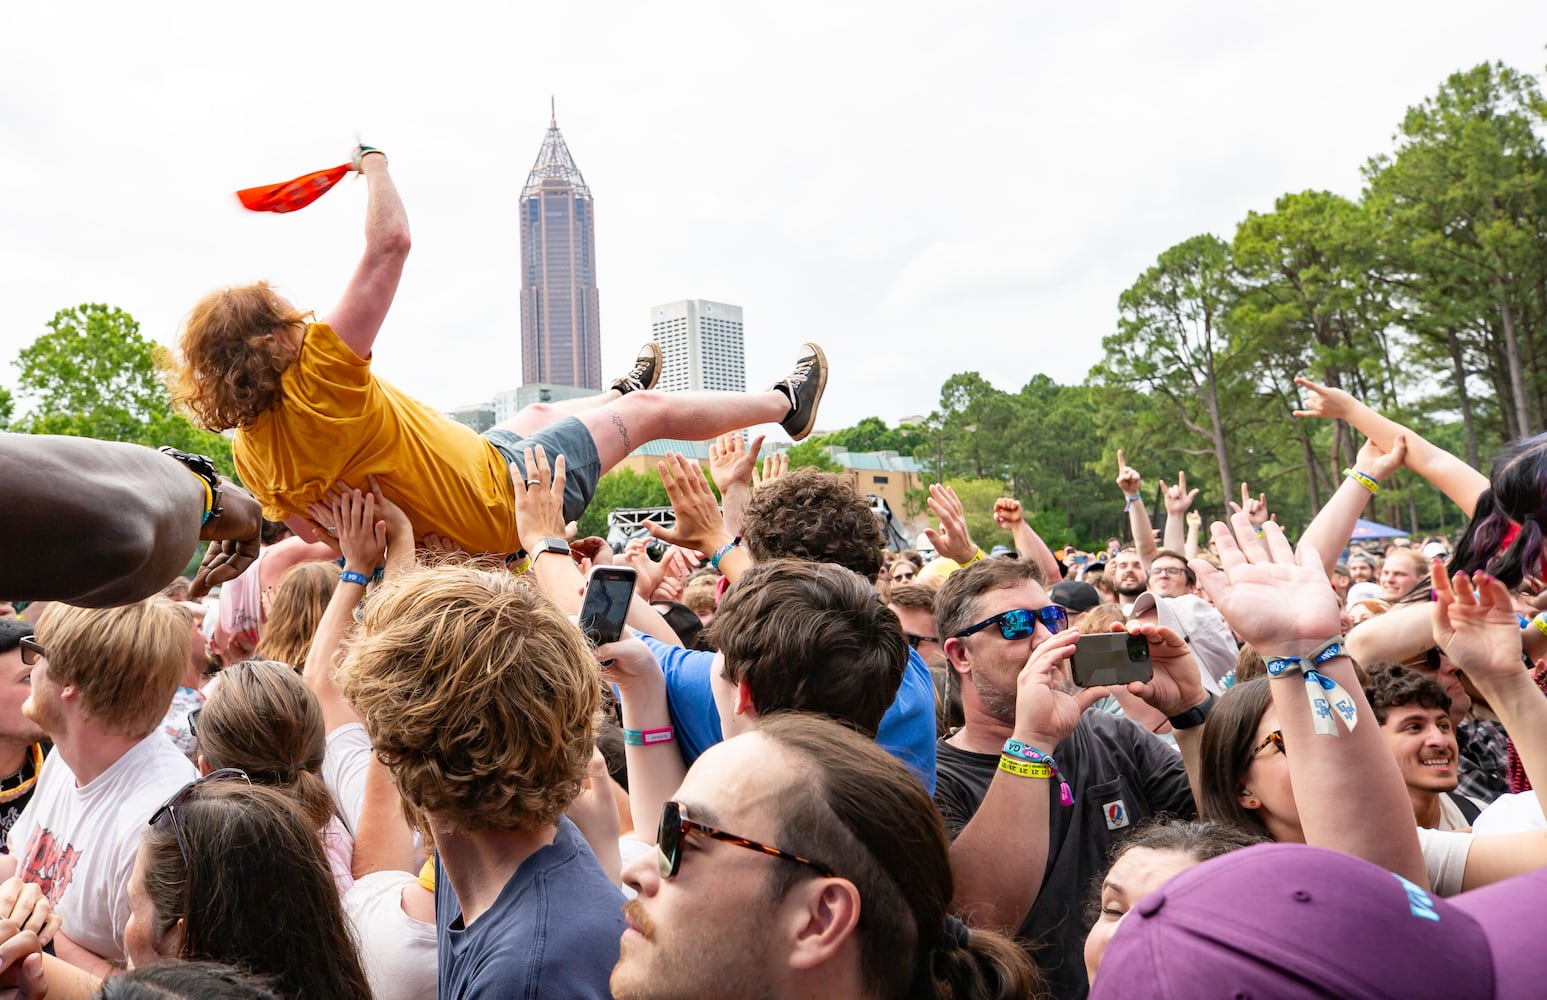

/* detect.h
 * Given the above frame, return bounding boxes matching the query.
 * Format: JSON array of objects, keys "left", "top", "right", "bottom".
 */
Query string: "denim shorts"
[{"left": 483, "top": 417, "right": 601, "bottom": 524}]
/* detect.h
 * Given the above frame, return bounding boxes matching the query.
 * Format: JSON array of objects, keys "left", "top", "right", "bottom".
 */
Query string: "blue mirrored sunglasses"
[{"left": 955, "top": 606, "right": 1068, "bottom": 640}]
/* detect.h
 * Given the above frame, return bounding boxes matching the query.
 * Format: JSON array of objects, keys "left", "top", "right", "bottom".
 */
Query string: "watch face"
[{"left": 539, "top": 538, "right": 570, "bottom": 554}]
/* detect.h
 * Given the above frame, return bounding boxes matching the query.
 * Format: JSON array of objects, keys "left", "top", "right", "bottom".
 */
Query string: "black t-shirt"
[{"left": 934, "top": 711, "right": 1195, "bottom": 1000}]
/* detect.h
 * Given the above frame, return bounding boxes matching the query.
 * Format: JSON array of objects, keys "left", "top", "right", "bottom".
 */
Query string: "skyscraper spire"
[{"left": 523, "top": 103, "right": 589, "bottom": 198}]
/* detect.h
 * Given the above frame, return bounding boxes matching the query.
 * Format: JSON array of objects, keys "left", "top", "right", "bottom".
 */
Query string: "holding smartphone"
[
  {"left": 578, "top": 566, "right": 636, "bottom": 647},
  {"left": 1070, "top": 632, "right": 1152, "bottom": 688}
]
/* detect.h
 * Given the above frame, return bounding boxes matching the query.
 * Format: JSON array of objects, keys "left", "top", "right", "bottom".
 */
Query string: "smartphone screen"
[
  {"left": 1070, "top": 632, "right": 1152, "bottom": 688},
  {"left": 578, "top": 567, "right": 637, "bottom": 647}
]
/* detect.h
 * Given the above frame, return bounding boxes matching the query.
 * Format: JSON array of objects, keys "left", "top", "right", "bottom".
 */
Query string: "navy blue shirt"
[
  {"left": 435, "top": 818, "right": 625, "bottom": 999},
  {"left": 641, "top": 634, "right": 938, "bottom": 793}
]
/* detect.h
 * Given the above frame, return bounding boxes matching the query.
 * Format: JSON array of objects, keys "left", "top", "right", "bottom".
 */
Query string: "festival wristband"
[
  {"left": 1342, "top": 468, "right": 1380, "bottom": 495},
  {"left": 1264, "top": 636, "right": 1358, "bottom": 737},
  {"left": 965, "top": 548, "right": 986, "bottom": 565},
  {"left": 710, "top": 536, "right": 742, "bottom": 571},
  {"left": 1002, "top": 738, "right": 1052, "bottom": 763},
  {"left": 998, "top": 756, "right": 1054, "bottom": 779},
  {"left": 623, "top": 726, "right": 675, "bottom": 747},
  {"left": 340, "top": 570, "right": 370, "bottom": 587},
  {"left": 1123, "top": 494, "right": 1141, "bottom": 512},
  {"left": 1001, "top": 739, "right": 1073, "bottom": 805},
  {"left": 1533, "top": 613, "right": 1547, "bottom": 639}
]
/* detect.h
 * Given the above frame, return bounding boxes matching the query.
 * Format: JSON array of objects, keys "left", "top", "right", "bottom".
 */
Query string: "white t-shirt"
[
  {"left": 1473, "top": 791, "right": 1547, "bottom": 836},
  {"left": 324, "top": 723, "right": 372, "bottom": 837},
  {"left": 1416, "top": 826, "right": 1473, "bottom": 897},
  {"left": 343, "top": 869, "right": 438, "bottom": 1000},
  {"left": 8, "top": 733, "right": 196, "bottom": 960}
]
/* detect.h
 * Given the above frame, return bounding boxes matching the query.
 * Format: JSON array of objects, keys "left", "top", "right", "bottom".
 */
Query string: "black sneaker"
[
  {"left": 611, "top": 342, "right": 663, "bottom": 394},
  {"left": 774, "top": 343, "right": 827, "bottom": 442}
]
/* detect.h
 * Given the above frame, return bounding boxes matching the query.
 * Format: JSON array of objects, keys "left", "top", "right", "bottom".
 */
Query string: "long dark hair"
[
  {"left": 1450, "top": 432, "right": 1547, "bottom": 587},
  {"left": 757, "top": 714, "right": 1040, "bottom": 1000},
  {"left": 141, "top": 783, "right": 371, "bottom": 1000},
  {"left": 95, "top": 962, "right": 281, "bottom": 1000},
  {"left": 1197, "top": 678, "right": 1275, "bottom": 839}
]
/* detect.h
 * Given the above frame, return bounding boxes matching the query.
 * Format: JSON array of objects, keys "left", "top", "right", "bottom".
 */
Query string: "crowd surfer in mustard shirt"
[{"left": 170, "top": 144, "right": 827, "bottom": 555}]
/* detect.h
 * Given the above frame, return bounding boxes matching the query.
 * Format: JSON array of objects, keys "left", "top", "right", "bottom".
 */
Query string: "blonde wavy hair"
[
  {"left": 336, "top": 565, "right": 600, "bottom": 832},
  {"left": 254, "top": 561, "right": 341, "bottom": 670},
  {"left": 172, "top": 281, "right": 308, "bottom": 430}
]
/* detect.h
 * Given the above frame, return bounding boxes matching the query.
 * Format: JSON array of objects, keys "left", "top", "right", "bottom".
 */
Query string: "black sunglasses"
[
  {"left": 656, "top": 800, "right": 836, "bottom": 880},
  {"left": 188, "top": 708, "right": 202, "bottom": 737},
  {"left": 905, "top": 632, "right": 939, "bottom": 650},
  {"left": 17, "top": 637, "right": 44, "bottom": 666},
  {"left": 955, "top": 606, "right": 1068, "bottom": 640},
  {"left": 149, "top": 768, "right": 251, "bottom": 864}
]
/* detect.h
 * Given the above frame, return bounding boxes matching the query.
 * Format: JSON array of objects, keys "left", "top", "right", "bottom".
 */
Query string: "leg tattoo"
[{"left": 610, "top": 411, "right": 633, "bottom": 453}]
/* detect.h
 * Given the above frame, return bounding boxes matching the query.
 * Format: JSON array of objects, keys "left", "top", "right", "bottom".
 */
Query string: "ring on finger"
[{"left": 525, "top": 479, "right": 541, "bottom": 487}]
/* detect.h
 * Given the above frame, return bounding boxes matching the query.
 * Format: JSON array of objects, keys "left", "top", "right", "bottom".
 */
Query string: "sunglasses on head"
[
  {"left": 955, "top": 605, "right": 1068, "bottom": 640},
  {"left": 655, "top": 800, "right": 836, "bottom": 881},
  {"left": 149, "top": 768, "right": 251, "bottom": 864},
  {"left": 17, "top": 637, "right": 44, "bottom": 666}
]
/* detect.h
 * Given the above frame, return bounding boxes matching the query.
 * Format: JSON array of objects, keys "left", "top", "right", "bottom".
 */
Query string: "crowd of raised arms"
[{"left": 2, "top": 146, "right": 1546, "bottom": 1000}]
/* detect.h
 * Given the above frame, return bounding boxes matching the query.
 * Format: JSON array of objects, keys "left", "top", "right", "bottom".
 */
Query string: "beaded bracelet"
[{"left": 623, "top": 726, "right": 675, "bottom": 747}]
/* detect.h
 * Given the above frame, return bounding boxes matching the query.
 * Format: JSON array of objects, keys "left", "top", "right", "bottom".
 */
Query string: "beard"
[
  {"left": 970, "top": 670, "right": 1018, "bottom": 727},
  {"left": 611, "top": 899, "right": 778, "bottom": 1000},
  {"left": 1116, "top": 579, "right": 1147, "bottom": 598}
]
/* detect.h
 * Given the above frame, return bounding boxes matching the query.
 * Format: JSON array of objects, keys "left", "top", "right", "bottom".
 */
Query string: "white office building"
[{"left": 650, "top": 300, "right": 746, "bottom": 393}]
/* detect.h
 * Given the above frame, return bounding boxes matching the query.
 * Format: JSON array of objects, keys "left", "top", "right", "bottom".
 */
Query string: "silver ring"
[
  {"left": 525, "top": 479, "right": 541, "bottom": 487},
  {"left": 325, "top": 526, "right": 338, "bottom": 535}
]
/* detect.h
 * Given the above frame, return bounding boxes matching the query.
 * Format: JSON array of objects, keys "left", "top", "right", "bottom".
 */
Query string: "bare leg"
[
  {"left": 497, "top": 392, "right": 621, "bottom": 437},
  {"left": 576, "top": 389, "right": 792, "bottom": 471}
]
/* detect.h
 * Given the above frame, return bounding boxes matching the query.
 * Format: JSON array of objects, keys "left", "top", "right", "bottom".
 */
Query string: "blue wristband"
[{"left": 340, "top": 570, "right": 369, "bottom": 586}]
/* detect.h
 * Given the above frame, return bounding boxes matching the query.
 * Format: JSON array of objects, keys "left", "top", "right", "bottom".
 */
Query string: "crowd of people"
[{"left": 3, "top": 146, "right": 1547, "bottom": 999}]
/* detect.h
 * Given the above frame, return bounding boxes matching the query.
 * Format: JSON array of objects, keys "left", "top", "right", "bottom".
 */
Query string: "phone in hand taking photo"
[
  {"left": 578, "top": 566, "right": 636, "bottom": 647},
  {"left": 1070, "top": 631, "right": 1153, "bottom": 688}
]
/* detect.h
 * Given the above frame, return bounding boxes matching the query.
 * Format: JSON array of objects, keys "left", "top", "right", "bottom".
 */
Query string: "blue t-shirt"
[
  {"left": 435, "top": 818, "right": 625, "bottom": 999},
  {"left": 642, "top": 635, "right": 938, "bottom": 793}
]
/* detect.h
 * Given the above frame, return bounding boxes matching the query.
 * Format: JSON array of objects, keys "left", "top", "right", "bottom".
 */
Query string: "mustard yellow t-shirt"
[{"left": 233, "top": 323, "right": 519, "bottom": 552}]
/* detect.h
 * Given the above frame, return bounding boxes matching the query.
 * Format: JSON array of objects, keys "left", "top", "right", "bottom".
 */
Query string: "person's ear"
[
  {"left": 160, "top": 916, "right": 186, "bottom": 959},
  {"left": 782, "top": 877, "right": 861, "bottom": 972},
  {"left": 735, "top": 679, "right": 758, "bottom": 719},
  {"left": 1238, "top": 786, "right": 1260, "bottom": 810},
  {"left": 196, "top": 753, "right": 212, "bottom": 777},
  {"left": 943, "top": 637, "right": 971, "bottom": 672}
]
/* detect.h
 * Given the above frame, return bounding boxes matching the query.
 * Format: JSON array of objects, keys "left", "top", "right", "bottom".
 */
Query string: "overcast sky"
[{"left": 3, "top": 3, "right": 1545, "bottom": 439}]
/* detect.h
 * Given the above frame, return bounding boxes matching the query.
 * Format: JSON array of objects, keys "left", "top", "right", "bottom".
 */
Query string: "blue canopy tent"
[{"left": 1350, "top": 518, "right": 1407, "bottom": 540}]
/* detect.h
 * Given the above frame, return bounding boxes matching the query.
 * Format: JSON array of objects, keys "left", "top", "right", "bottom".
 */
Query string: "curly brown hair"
[
  {"left": 172, "top": 282, "right": 308, "bottom": 430},
  {"left": 336, "top": 564, "right": 601, "bottom": 833},
  {"left": 741, "top": 467, "right": 885, "bottom": 580}
]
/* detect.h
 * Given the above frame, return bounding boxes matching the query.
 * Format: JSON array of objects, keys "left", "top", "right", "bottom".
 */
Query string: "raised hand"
[
  {"left": 1292, "top": 376, "right": 1359, "bottom": 422},
  {"left": 925, "top": 484, "right": 978, "bottom": 564},
  {"left": 709, "top": 433, "right": 764, "bottom": 494},
  {"left": 1114, "top": 449, "right": 1141, "bottom": 498},
  {"left": 992, "top": 497, "right": 1025, "bottom": 529},
  {"left": 1012, "top": 629, "right": 1107, "bottom": 749},
  {"left": 1191, "top": 513, "right": 1340, "bottom": 657},
  {"left": 758, "top": 449, "right": 789, "bottom": 487},
  {"left": 1227, "top": 482, "right": 1274, "bottom": 528},
  {"left": 512, "top": 445, "right": 570, "bottom": 551},
  {"left": 1431, "top": 563, "right": 1526, "bottom": 685},
  {"left": 190, "top": 480, "right": 266, "bottom": 598},
  {"left": 1354, "top": 434, "right": 1407, "bottom": 482},
  {"left": 1160, "top": 471, "right": 1198, "bottom": 517},
  {"left": 331, "top": 488, "right": 386, "bottom": 575},
  {"left": 1121, "top": 620, "right": 1207, "bottom": 718},
  {"left": 646, "top": 453, "right": 733, "bottom": 554}
]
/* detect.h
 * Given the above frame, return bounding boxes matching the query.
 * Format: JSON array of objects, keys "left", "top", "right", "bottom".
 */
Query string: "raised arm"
[
  {"left": 1300, "top": 435, "right": 1407, "bottom": 580},
  {"left": 1431, "top": 565, "right": 1547, "bottom": 890},
  {"left": 992, "top": 497, "right": 1062, "bottom": 583},
  {"left": 1194, "top": 514, "right": 1426, "bottom": 886},
  {"left": 1115, "top": 451, "right": 1156, "bottom": 567},
  {"left": 519, "top": 447, "right": 683, "bottom": 644},
  {"left": 926, "top": 484, "right": 983, "bottom": 567},
  {"left": 708, "top": 432, "right": 764, "bottom": 539},
  {"left": 301, "top": 488, "right": 385, "bottom": 734},
  {"left": 947, "top": 628, "right": 1107, "bottom": 931},
  {"left": 595, "top": 631, "right": 687, "bottom": 844},
  {"left": 646, "top": 452, "right": 751, "bottom": 587},
  {"left": 1294, "top": 376, "right": 1488, "bottom": 516},
  {"left": 1158, "top": 472, "right": 1199, "bottom": 556},
  {"left": 321, "top": 147, "right": 411, "bottom": 360}
]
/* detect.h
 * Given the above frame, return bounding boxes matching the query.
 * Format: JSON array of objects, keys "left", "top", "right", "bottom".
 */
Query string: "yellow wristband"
[
  {"left": 1533, "top": 614, "right": 1547, "bottom": 639},
  {"left": 1342, "top": 468, "right": 1380, "bottom": 495},
  {"left": 998, "top": 756, "right": 1053, "bottom": 779},
  {"left": 966, "top": 548, "right": 986, "bottom": 565}
]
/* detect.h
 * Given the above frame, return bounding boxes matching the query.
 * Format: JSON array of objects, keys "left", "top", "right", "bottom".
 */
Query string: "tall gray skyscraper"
[
  {"left": 650, "top": 299, "right": 746, "bottom": 392},
  {"left": 519, "top": 105, "right": 601, "bottom": 389}
]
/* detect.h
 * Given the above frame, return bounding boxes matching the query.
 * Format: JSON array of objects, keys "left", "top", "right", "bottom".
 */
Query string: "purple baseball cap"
[{"left": 1090, "top": 842, "right": 1546, "bottom": 999}]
